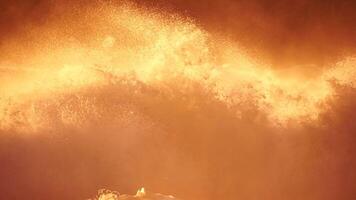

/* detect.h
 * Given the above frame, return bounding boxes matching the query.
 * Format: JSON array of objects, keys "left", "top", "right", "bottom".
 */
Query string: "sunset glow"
[{"left": 1, "top": 1, "right": 356, "bottom": 200}]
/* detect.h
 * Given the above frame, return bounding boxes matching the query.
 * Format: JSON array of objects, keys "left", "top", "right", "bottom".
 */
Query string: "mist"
[{"left": 0, "top": 1, "right": 356, "bottom": 200}]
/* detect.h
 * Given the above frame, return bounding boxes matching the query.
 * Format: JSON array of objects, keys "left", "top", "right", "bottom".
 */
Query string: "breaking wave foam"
[{"left": 1, "top": 3, "right": 355, "bottom": 133}]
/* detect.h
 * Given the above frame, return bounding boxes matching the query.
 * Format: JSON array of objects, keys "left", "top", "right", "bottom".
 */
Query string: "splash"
[
  {"left": 0, "top": 2, "right": 355, "bottom": 132},
  {"left": 92, "top": 188, "right": 178, "bottom": 200}
]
